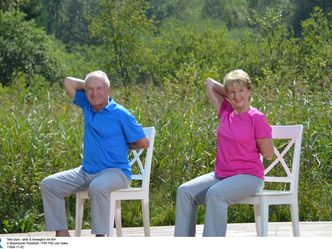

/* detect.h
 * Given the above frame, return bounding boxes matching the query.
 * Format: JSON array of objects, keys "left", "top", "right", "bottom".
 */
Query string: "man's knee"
[
  {"left": 88, "top": 182, "right": 108, "bottom": 197},
  {"left": 41, "top": 175, "right": 53, "bottom": 192}
]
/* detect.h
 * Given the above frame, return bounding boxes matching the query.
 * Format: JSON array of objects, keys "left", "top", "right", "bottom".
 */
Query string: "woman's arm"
[
  {"left": 206, "top": 78, "right": 227, "bottom": 112},
  {"left": 256, "top": 138, "right": 274, "bottom": 160},
  {"left": 63, "top": 77, "right": 85, "bottom": 99}
]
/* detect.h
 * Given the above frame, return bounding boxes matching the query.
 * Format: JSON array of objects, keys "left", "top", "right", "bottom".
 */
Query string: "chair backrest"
[
  {"left": 129, "top": 127, "right": 155, "bottom": 191},
  {"left": 264, "top": 125, "right": 303, "bottom": 193}
]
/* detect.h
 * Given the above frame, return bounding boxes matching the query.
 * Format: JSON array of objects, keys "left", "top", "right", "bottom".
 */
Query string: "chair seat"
[
  {"left": 114, "top": 187, "right": 143, "bottom": 192},
  {"left": 76, "top": 188, "right": 145, "bottom": 199},
  {"left": 254, "top": 190, "right": 292, "bottom": 196}
]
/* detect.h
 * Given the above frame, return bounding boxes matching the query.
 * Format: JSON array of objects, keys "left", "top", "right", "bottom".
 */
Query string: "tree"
[
  {"left": 291, "top": 0, "right": 332, "bottom": 35},
  {"left": 300, "top": 7, "right": 332, "bottom": 86},
  {"left": 0, "top": 10, "right": 66, "bottom": 85},
  {"left": 89, "top": 0, "right": 156, "bottom": 85},
  {"left": 202, "top": 0, "right": 249, "bottom": 29},
  {"left": 0, "top": 0, "right": 30, "bottom": 11}
]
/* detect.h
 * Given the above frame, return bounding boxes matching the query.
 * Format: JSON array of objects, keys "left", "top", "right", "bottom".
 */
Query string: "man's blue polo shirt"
[{"left": 73, "top": 90, "right": 146, "bottom": 179}]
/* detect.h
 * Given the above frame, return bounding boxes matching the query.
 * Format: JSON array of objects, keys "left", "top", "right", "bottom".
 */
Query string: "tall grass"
[
  {"left": 0, "top": 73, "right": 331, "bottom": 233},
  {"left": 116, "top": 80, "right": 331, "bottom": 226}
]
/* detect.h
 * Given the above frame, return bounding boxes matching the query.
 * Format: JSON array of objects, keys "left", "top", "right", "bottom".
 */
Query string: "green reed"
[{"left": 0, "top": 77, "right": 331, "bottom": 233}]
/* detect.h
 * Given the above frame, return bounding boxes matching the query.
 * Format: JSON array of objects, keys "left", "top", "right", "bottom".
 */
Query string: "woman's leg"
[
  {"left": 88, "top": 168, "right": 130, "bottom": 235},
  {"left": 174, "top": 172, "right": 219, "bottom": 236},
  {"left": 203, "top": 174, "right": 264, "bottom": 237}
]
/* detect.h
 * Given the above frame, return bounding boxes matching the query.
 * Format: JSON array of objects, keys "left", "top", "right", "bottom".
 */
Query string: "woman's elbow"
[{"left": 263, "top": 151, "right": 274, "bottom": 161}]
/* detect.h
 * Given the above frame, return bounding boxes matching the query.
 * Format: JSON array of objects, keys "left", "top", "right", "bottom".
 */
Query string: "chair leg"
[
  {"left": 142, "top": 199, "right": 150, "bottom": 237},
  {"left": 290, "top": 201, "right": 300, "bottom": 236},
  {"left": 115, "top": 200, "right": 122, "bottom": 237},
  {"left": 108, "top": 197, "right": 116, "bottom": 237},
  {"left": 259, "top": 201, "right": 269, "bottom": 237},
  {"left": 253, "top": 205, "right": 261, "bottom": 236},
  {"left": 75, "top": 196, "right": 84, "bottom": 237}
]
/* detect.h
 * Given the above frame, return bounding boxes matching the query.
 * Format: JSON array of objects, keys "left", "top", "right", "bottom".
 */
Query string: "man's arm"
[
  {"left": 129, "top": 137, "right": 150, "bottom": 150},
  {"left": 63, "top": 77, "right": 85, "bottom": 99},
  {"left": 206, "top": 78, "right": 227, "bottom": 112}
]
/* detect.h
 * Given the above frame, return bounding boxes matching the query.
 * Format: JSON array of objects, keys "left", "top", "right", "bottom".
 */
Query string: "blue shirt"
[{"left": 73, "top": 90, "right": 146, "bottom": 179}]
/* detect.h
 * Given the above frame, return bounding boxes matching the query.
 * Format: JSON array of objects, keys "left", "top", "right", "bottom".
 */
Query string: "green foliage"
[
  {"left": 147, "top": 18, "right": 230, "bottom": 85},
  {"left": 2, "top": 209, "right": 44, "bottom": 233},
  {"left": 0, "top": 10, "right": 66, "bottom": 85},
  {"left": 0, "top": 76, "right": 84, "bottom": 233},
  {"left": 0, "top": 0, "right": 30, "bottom": 11},
  {"left": 147, "top": 0, "right": 198, "bottom": 23},
  {"left": 300, "top": 7, "right": 332, "bottom": 87},
  {"left": 32, "top": 0, "right": 98, "bottom": 50},
  {"left": 0, "top": 2, "right": 331, "bottom": 234},
  {"left": 292, "top": 0, "right": 332, "bottom": 35},
  {"left": 89, "top": 0, "right": 156, "bottom": 85},
  {"left": 202, "top": 0, "right": 249, "bottom": 28}
]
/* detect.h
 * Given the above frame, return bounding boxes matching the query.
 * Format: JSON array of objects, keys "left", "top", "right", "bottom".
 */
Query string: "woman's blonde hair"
[{"left": 223, "top": 69, "right": 252, "bottom": 93}]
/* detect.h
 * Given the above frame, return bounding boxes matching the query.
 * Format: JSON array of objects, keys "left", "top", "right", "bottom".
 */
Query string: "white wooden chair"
[
  {"left": 74, "top": 127, "right": 156, "bottom": 237},
  {"left": 238, "top": 125, "right": 303, "bottom": 236}
]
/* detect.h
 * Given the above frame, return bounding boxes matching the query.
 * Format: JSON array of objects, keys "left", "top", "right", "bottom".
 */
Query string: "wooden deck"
[{"left": 1, "top": 221, "right": 331, "bottom": 237}]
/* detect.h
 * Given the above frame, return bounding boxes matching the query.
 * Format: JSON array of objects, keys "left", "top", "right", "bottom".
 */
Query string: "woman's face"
[{"left": 227, "top": 82, "right": 251, "bottom": 114}]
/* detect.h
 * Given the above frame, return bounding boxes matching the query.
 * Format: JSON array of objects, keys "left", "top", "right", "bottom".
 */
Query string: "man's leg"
[
  {"left": 41, "top": 166, "right": 88, "bottom": 236},
  {"left": 87, "top": 168, "right": 130, "bottom": 236},
  {"left": 203, "top": 174, "right": 264, "bottom": 236},
  {"left": 174, "top": 172, "right": 219, "bottom": 236}
]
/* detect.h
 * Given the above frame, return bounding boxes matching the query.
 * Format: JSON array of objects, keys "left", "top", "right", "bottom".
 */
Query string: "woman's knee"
[
  {"left": 206, "top": 187, "right": 227, "bottom": 204},
  {"left": 177, "top": 183, "right": 193, "bottom": 197}
]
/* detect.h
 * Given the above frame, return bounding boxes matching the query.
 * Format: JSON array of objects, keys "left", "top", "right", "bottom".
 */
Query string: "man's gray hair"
[{"left": 85, "top": 70, "right": 110, "bottom": 87}]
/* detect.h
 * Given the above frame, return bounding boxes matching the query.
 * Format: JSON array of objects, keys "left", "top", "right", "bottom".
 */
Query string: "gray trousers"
[
  {"left": 174, "top": 172, "right": 264, "bottom": 237},
  {"left": 41, "top": 166, "right": 130, "bottom": 234}
]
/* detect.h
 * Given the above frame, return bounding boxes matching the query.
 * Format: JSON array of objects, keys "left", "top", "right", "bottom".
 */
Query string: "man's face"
[{"left": 85, "top": 76, "right": 109, "bottom": 112}]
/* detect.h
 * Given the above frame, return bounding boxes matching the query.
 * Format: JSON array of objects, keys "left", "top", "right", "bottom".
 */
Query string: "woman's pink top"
[{"left": 215, "top": 100, "right": 272, "bottom": 179}]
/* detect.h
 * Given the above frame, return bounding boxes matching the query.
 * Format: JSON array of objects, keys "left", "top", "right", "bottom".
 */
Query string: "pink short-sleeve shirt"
[{"left": 215, "top": 100, "right": 272, "bottom": 179}]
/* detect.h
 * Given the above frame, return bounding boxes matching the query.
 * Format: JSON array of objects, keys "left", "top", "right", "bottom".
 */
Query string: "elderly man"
[{"left": 41, "top": 70, "right": 149, "bottom": 237}]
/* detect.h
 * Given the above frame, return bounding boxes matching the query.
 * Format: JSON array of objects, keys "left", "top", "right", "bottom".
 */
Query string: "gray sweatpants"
[
  {"left": 41, "top": 166, "right": 130, "bottom": 235},
  {"left": 174, "top": 172, "right": 264, "bottom": 237}
]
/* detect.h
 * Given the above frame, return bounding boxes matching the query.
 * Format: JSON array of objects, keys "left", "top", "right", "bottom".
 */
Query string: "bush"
[{"left": 0, "top": 10, "right": 66, "bottom": 85}]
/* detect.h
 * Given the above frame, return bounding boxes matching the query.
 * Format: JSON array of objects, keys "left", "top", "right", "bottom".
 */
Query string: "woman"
[{"left": 174, "top": 69, "right": 274, "bottom": 236}]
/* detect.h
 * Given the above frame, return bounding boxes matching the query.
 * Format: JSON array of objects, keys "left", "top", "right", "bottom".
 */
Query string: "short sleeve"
[
  {"left": 121, "top": 111, "right": 146, "bottom": 143},
  {"left": 73, "top": 90, "right": 88, "bottom": 109},
  {"left": 253, "top": 113, "right": 272, "bottom": 139},
  {"left": 218, "top": 99, "right": 233, "bottom": 119}
]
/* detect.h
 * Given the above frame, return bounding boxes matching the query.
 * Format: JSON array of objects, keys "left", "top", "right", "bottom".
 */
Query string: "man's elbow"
[
  {"left": 63, "top": 78, "right": 75, "bottom": 98},
  {"left": 63, "top": 77, "right": 70, "bottom": 91},
  {"left": 143, "top": 138, "right": 150, "bottom": 149},
  {"left": 63, "top": 77, "right": 71, "bottom": 87},
  {"left": 130, "top": 138, "right": 150, "bottom": 150}
]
